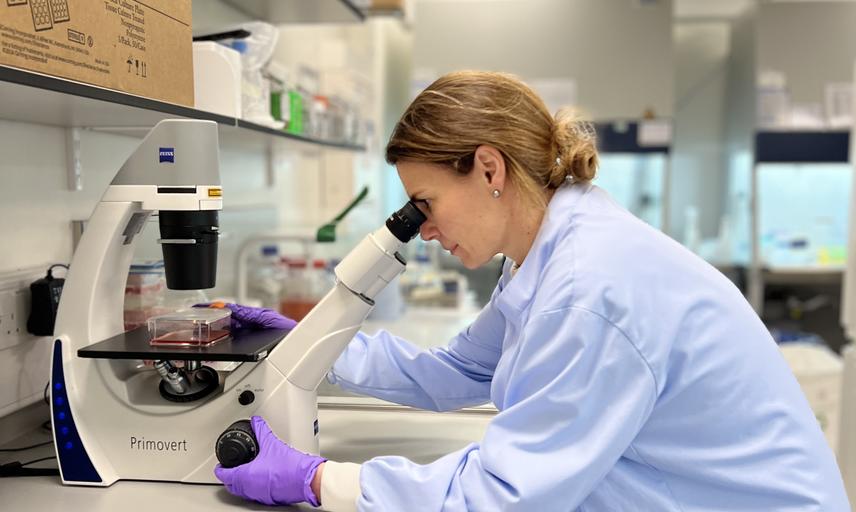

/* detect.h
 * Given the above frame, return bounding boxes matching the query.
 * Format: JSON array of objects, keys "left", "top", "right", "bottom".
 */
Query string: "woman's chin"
[{"left": 458, "top": 255, "right": 483, "bottom": 270}]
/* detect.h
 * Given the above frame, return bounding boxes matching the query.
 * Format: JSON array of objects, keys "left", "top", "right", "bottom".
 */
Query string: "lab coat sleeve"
[
  {"left": 356, "top": 306, "right": 658, "bottom": 511},
  {"left": 327, "top": 288, "right": 505, "bottom": 412},
  {"left": 320, "top": 461, "right": 361, "bottom": 512}
]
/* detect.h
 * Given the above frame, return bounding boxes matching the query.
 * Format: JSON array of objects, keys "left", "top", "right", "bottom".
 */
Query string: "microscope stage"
[{"left": 77, "top": 326, "right": 290, "bottom": 362}]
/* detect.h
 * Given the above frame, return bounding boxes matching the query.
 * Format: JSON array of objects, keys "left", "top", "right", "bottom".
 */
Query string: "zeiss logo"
[{"left": 159, "top": 147, "right": 175, "bottom": 163}]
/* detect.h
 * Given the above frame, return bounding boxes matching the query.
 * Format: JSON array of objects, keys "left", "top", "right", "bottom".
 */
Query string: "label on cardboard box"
[{"left": 0, "top": 0, "right": 193, "bottom": 106}]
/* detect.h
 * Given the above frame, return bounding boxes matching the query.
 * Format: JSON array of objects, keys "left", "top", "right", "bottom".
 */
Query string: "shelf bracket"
[
  {"left": 66, "top": 127, "right": 83, "bottom": 191},
  {"left": 266, "top": 139, "right": 276, "bottom": 187}
]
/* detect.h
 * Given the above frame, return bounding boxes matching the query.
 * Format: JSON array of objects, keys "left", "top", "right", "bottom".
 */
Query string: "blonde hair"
[{"left": 385, "top": 71, "right": 598, "bottom": 208}]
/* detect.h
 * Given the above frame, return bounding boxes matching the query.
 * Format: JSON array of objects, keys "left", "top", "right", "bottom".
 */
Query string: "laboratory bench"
[
  {"left": 0, "top": 401, "right": 494, "bottom": 511},
  {"left": 0, "top": 306, "right": 487, "bottom": 509}
]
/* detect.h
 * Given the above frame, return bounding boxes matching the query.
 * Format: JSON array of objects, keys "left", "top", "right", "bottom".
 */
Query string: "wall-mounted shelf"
[
  {"left": 220, "top": 0, "right": 365, "bottom": 24},
  {"left": 0, "top": 65, "right": 366, "bottom": 152}
]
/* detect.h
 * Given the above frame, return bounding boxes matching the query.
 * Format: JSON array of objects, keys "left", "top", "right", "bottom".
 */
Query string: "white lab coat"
[{"left": 321, "top": 183, "right": 849, "bottom": 511}]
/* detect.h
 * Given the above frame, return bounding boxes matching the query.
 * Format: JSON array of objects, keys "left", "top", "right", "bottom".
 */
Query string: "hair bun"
[{"left": 549, "top": 108, "right": 599, "bottom": 187}]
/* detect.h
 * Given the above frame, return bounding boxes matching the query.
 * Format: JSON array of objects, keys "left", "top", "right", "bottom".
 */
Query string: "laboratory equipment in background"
[
  {"left": 757, "top": 70, "right": 854, "bottom": 131},
  {"left": 265, "top": 59, "right": 363, "bottom": 143},
  {"left": 840, "top": 345, "right": 856, "bottom": 503},
  {"left": 235, "top": 186, "right": 369, "bottom": 307},
  {"left": 756, "top": 164, "right": 851, "bottom": 268},
  {"left": 779, "top": 342, "right": 843, "bottom": 455},
  {"left": 592, "top": 120, "right": 671, "bottom": 232},
  {"left": 192, "top": 41, "right": 242, "bottom": 117},
  {"left": 267, "top": 60, "right": 290, "bottom": 128},
  {"left": 279, "top": 258, "right": 331, "bottom": 321},
  {"left": 230, "top": 21, "right": 283, "bottom": 128},
  {"left": 837, "top": 63, "right": 856, "bottom": 504},
  {"left": 49, "top": 118, "right": 424, "bottom": 487},
  {"left": 123, "top": 261, "right": 169, "bottom": 331},
  {"left": 246, "top": 245, "right": 286, "bottom": 310},
  {"left": 26, "top": 264, "right": 68, "bottom": 336},
  {"left": 747, "top": 131, "right": 852, "bottom": 313},
  {"left": 399, "top": 252, "right": 471, "bottom": 310}
]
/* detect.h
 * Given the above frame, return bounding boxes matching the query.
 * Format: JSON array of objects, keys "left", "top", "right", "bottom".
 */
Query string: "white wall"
[
  {"left": 411, "top": 0, "right": 674, "bottom": 120},
  {"left": 669, "top": 21, "right": 731, "bottom": 240},
  {"left": 758, "top": 1, "right": 856, "bottom": 106}
]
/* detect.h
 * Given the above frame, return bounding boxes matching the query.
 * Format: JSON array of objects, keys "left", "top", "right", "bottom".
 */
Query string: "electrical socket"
[
  {"left": 0, "top": 268, "right": 52, "bottom": 418},
  {"left": 0, "top": 269, "right": 42, "bottom": 351}
]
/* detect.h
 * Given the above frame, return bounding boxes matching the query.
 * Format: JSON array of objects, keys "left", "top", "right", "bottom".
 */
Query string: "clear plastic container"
[
  {"left": 147, "top": 308, "right": 231, "bottom": 347},
  {"left": 124, "top": 260, "right": 169, "bottom": 331},
  {"left": 249, "top": 245, "right": 285, "bottom": 310}
]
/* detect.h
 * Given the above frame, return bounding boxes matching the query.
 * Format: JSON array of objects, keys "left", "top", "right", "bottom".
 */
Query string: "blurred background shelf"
[
  {"left": 0, "top": 65, "right": 366, "bottom": 152},
  {"left": 219, "top": 0, "right": 365, "bottom": 24},
  {"left": 762, "top": 265, "right": 846, "bottom": 285}
]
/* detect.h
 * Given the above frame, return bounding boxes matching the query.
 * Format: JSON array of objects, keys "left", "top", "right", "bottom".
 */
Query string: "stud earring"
[{"left": 492, "top": 189, "right": 501, "bottom": 198}]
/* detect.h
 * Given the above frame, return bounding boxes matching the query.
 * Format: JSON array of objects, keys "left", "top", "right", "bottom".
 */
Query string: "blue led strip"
[{"left": 51, "top": 339, "right": 102, "bottom": 483}]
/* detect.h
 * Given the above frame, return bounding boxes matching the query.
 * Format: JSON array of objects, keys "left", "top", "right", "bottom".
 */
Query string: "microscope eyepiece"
[{"left": 385, "top": 201, "right": 427, "bottom": 243}]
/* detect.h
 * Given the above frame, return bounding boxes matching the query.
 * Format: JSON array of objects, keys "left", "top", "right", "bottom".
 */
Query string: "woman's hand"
[
  {"left": 195, "top": 303, "right": 297, "bottom": 330},
  {"left": 214, "top": 416, "right": 326, "bottom": 506}
]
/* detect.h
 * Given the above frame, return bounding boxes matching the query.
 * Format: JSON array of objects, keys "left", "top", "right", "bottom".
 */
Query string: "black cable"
[
  {"left": 43, "top": 381, "right": 50, "bottom": 405},
  {"left": 41, "top": 420, "right": 51, "bottom": 432},
  {"left": 0, "top": 460, "right": 59, "bottom": 477},
  {"left": 20, "top": 456, "right": 56, "bottom": 467},
  {"left": 0, "top": 440, "right": 52, "bottom": 453}
]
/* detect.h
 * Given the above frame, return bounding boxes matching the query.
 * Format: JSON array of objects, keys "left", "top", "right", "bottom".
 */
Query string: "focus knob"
[
  {"left": 215, "top": 419, "right": 258, "bottom": 468},
  {"left": 238, "top": 390, "right": 255, "bottom": 406}
]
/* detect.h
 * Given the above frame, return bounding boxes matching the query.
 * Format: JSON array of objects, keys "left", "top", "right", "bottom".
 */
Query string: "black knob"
[
  {"left": 238, "top": 390, "right": 255, "bottom": 406},
  {"left": 215, "top": 419, "right": 258, "bottom": 468}
]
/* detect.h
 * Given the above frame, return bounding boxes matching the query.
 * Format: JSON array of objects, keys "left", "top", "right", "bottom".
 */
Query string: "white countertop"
[
  {"left": 0, "top": 306, "right": 489, "bottom": 509},
  {"left": 0, "top": 403, "right": 493, "bottom": 511}
]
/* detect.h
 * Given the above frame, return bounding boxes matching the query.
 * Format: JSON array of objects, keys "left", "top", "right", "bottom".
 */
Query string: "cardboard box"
[
  {"left": 371, "top": 0, "right": 404, "bottom": 11},
  {"left": 0, "top": 0, "right": 193, "bottom": 107}
]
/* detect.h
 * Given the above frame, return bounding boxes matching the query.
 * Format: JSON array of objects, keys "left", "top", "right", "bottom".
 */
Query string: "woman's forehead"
[{"left": 397, "top": 161, "right": 446, "bottom": 188}]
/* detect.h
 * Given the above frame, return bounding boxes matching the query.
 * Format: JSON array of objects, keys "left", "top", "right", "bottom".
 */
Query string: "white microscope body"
[{"left": 50, "top": 119, "right": 424, "bottom": 485}]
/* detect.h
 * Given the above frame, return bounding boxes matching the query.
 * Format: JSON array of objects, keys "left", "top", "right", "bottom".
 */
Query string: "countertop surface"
[
  {"left": 0, "top": 306, "right": 489, "bottom": 510},
  {"left": 0, "top": 404, "right": 494, "bottom": 510}
]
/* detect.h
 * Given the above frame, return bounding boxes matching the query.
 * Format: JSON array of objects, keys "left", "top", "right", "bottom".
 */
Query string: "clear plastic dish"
[{"left": 147, "top": 308, "right": 231, "bottom": 347}]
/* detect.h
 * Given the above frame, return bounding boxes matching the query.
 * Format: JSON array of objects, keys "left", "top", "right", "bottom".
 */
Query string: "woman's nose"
[{"left": 420, "top": 221, "right": 439, "bottom": 241}]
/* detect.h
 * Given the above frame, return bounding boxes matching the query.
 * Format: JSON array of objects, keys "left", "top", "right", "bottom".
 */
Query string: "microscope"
[{"left": 50, "top": 119, "right": 425, "bottom": 485}]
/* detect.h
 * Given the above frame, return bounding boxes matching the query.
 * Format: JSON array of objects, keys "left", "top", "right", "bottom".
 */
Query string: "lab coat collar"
[{"left": 495, "top": 182, "right": 592, "bottom": 324}]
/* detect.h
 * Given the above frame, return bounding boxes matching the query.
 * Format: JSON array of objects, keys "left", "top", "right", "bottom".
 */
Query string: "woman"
[{"left": 216, "top": 71, "right": 850, "bottom": 511}]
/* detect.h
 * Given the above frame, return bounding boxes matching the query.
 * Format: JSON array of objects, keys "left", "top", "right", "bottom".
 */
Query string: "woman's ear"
[{"left": 474, "top": 145, "right": 506, "bottom": 190}]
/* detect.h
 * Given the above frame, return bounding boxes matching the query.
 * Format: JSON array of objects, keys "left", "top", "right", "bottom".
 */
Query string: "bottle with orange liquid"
[
  {"left": 279, "top": 258, "right": 313, "bottom": 321},
  {"left": 279, "top": 258, "right": 335, "bottom": 321}
]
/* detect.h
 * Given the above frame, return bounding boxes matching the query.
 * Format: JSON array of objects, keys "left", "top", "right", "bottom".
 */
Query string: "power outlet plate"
[{"left": 0, "top": 269, "right": 42, "bottom": 351}]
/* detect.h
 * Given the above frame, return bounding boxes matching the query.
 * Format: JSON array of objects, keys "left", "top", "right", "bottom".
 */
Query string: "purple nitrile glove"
[
  {"left": 223, "top": 303, "right": 298, "bottom": 331},
  {"left": 194, "top": 303, "right": 297, "bottom": 331},
  {"left": 214, "top": 416, "right": 326, "bottom": 507}
]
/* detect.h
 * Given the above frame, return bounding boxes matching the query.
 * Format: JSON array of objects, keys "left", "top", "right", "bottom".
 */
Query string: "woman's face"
[{"left": 397, "top": 159, "right": 506, "bottom": 269}]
